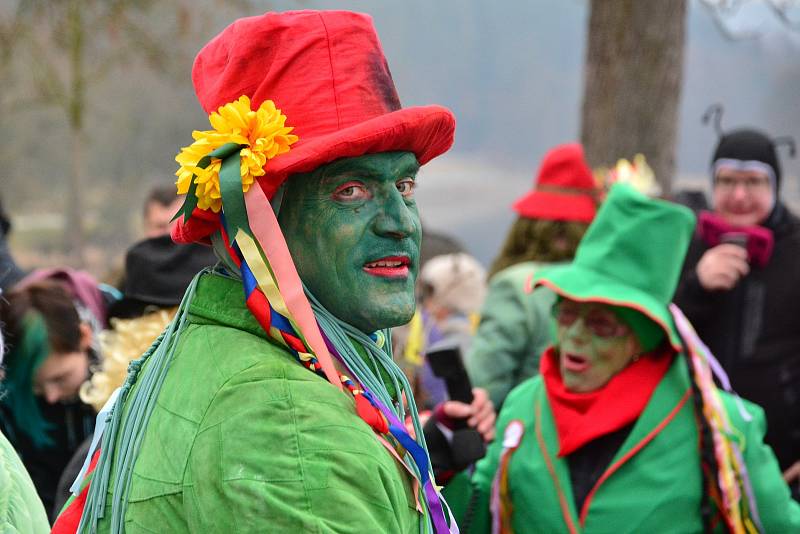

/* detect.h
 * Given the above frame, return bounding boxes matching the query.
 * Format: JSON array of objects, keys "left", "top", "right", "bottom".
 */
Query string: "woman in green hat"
[{"left": 454, "top": 183, "right": 799, "bottom": 533}]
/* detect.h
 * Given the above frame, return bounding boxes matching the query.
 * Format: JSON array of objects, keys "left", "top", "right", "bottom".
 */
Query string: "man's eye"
[
  {"left": 333, "top": 182, "right": 369, "bottom": 201},
  {"left": 397, "top": 178, "right": 416, "bottom": 197}
]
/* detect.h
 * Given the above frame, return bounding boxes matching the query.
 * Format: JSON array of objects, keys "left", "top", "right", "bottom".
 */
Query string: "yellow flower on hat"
[{"left": 175, "top": 95, "right": 299, "bottom": 213}]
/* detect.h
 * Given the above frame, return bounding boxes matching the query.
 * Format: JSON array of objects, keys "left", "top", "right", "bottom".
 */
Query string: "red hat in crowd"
[
  {"left": 173, "top": 10, "right": 456, "bottom": 244},
  {"left": 512, "top": 143, "right": 598, "bottom": 223}
]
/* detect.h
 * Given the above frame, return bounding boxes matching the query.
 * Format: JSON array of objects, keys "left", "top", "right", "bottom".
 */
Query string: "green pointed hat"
[{"left": 534, "top": 183, "right": 696, "bottom": 351}]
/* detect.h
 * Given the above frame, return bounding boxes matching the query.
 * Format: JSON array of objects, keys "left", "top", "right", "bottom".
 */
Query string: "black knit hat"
[
  {"left": 108, "top": 235, "right": 217, "bottom": 319},
  {"left": 712, "top": 129, "right": 781, "bottom": 189}
]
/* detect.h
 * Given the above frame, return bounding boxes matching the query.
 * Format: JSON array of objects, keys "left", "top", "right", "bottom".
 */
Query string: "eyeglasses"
[
  {"left": 552, "top": 301, "right": 630, "bottom": 338},
  {"left": 714, "top": 175, "right": 770, "bottom": 192}
]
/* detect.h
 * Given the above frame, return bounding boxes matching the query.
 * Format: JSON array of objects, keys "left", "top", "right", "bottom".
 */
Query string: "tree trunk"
[
  {"left": 65, "top": 0, "right": 85, "bottom": 266},
  {"left": 580, "top": 0, "right": 687, "bottom": 195}
]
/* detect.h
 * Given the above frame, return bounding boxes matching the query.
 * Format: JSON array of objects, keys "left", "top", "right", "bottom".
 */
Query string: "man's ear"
[{"left": 79, "top": 322, "right": 93, "bottom": 351}]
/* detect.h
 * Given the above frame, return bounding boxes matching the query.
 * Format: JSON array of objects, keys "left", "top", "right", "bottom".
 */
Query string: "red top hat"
[
  {"left": 512, "top": 143, "right": 598, "bottom": 223},
  {"left": 173, "top": 10, "right": 456, "bottom": 243}
]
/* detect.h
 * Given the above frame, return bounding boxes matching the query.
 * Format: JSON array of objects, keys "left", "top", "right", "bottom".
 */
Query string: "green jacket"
[
  {"left": 0, "top": 430, "right": 50, "bottom": 533},
  {"left": 467, "top": 262, "right": 556, "bottom": 408},
  {"left": 459, "top": 355, "right": 800, "bottom": 533},
  {"left": 95, "top": 273, "right": 422, "bottom": 533}
]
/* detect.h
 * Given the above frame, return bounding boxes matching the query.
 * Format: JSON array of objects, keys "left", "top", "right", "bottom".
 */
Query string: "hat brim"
[
  {"left": 534, "top": 264, "right": 682, "bottom": 352},
  {"left": 512, "top": 190, "right": 596, "bottom": 222},
  {"left": 173, "top": 105, "right": 455, "bottom": 244},
  {"left": 107, "top": 298, "right": 154, "bottom": 321}
]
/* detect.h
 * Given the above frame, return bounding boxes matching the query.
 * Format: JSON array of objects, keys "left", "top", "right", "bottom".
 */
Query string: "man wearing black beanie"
[{"left": 675, "top": 127, "right": 800, "bottom": 499}]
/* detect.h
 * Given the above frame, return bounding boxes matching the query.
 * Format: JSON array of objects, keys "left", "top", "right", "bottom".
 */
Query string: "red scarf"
[{"left": 540, "top": 346, "right": 673, "bottom": 457}]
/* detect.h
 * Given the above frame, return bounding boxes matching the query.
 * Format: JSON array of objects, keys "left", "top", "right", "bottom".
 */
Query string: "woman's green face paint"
[
  {"left": 554, "top": 300, "right": 642, "bottom": 393},
  {"left": 278, "top": 151, "right": 421, "bottom": 333}
]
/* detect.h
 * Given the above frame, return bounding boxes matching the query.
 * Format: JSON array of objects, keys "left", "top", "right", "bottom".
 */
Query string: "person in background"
[
  {"left": 454, "top": 183, "right": 800, "bottom": 532},
  {"left": 142, "top": 184, "right": 183, "bottom": 239},
  {"left": 674, "top": 122, "right": 800, "bottom": 498},
  {"left": 16, "top": 268, "right": 111, "bottom": 333},
  {"left": 0, "top": 194, "right": 25, "bottom": 291},
  {"left": 401, "top": 252, "right": 487, "bottom": 410},
  {"left": 0, "top": 315, "right": 51, "bottom": 533},
  {"left": 390, "top": 226, "right": 463, "bottom": 404},
  {"left": 104, "top": 184, "right": 185, "bottom": 290},
  {"left": 0, "top": 281, "right": 96, "bottom": 515},
  {"left": 467, "top": 142, "right": 598, "bottom": 408}
]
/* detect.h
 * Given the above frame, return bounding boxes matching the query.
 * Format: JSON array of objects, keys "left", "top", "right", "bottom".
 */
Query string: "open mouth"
[
  {"left": 363, "top": 256, "right": 411, "bottom": 278},
  {"left": 563, "top": 352, "right": 590, "bottom": 373}
]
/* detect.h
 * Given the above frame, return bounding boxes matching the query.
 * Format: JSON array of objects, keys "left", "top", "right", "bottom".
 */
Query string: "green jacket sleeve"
[
  {"left": 445, "top": 383, "right": 535, "bottom": 534},
  {"left": 467, "top": 266, "right": 553, "bottom": 408},
  {"left": 0, "top": 431, "right": 50, "bottom": 534},
  {"left": 726, "top": 397, "right": 800, "bottom": 531},
  {"left": 183, "top": 364, "right": 421, "bottom": 533}
]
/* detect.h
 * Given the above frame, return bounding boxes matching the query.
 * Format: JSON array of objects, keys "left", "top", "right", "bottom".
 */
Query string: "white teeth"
[{"left": 366, "top": 260, "right": 403, "bottom": 268}]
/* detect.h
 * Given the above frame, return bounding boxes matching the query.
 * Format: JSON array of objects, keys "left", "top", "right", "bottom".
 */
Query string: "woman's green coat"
[
  {"left": 456, "top": 355, "right": 800, "bottom": 533},
  {"left": 467, "top": 261, "right": 557, "bottom": 408}
]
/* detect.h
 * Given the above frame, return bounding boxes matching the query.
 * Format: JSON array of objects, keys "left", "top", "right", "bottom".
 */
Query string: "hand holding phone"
[{"left": 426, "top": 340, "right": 487, "bottom": 468}]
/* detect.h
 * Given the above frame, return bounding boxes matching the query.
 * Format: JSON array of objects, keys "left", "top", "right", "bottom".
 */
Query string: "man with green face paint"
[
  {"left": 53, "top": 11, "right": 495, "bottom": 534},
  {"left": 279, "top": 151, "right": 422, "bottom": 334}
]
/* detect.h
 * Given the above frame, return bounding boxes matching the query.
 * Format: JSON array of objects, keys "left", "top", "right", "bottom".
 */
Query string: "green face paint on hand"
[
  {"left": 278, "top": 151, "right": 422, "bottom": 334},
  {"left": 553, "top": 300, "right": 642, "bottom": 393}
]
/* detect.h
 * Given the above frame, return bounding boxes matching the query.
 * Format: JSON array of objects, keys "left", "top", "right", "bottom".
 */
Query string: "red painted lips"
[{"left": 363, "top": 256, "right": 411, "bottom": 278}]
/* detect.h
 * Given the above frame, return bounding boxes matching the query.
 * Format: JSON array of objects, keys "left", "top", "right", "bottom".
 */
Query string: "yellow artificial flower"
[{"left": 175, "top": 95, "right": 299, "bottom": 213}]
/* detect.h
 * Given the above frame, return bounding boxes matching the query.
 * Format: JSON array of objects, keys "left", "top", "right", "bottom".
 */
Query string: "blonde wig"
[{"left": 80, "top": 308, "right": 176, "bottom": 411}]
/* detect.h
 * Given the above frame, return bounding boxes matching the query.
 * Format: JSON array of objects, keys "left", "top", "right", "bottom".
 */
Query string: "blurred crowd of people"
[
  {"left": 0, "top": 185, "right": 216, "bottom": 527},
  {"left": 0, "top": 8, "right": 798, "bottom": 534}
]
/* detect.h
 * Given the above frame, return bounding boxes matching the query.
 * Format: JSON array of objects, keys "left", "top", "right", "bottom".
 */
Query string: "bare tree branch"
[
  {"left": 765, "top": 0, "right": 800, "bottom": 30},
  {"left": 24, "top": 29, "right": 70, "bottom": 111},
  {"left": 699, "top": 0, "right": 763, "bottom": 40},
  {"left": 701, "top": 0, "right": 800, "bottom": 38}
]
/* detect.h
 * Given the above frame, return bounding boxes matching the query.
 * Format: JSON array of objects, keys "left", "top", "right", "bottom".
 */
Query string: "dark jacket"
[{"left": 674, "top": 207, "right": 800, "bottom": 474}]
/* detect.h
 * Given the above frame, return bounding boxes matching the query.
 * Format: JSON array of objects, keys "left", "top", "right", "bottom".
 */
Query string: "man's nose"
[
  {"left": 731, "top": 182, "right": 749, "bottom": 199},
  {"left": 562, "top": 317, "right": 590, "bottom": 344},
  {"left": 372, "top": 190, "right": 416, "bottom": 238}
]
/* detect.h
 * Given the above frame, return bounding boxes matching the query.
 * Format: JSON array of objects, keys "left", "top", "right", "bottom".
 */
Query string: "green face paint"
[
  {"left": 554, "top": 300, "right": 641, "bottom": 393},
  {"left": 278, "top": 151, "right": 421, "bottom": 334}
]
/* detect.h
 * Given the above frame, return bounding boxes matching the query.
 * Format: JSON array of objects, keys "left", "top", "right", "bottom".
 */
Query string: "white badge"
[{"left": 502, "top": 419, "right": 525, "bottom": 449}]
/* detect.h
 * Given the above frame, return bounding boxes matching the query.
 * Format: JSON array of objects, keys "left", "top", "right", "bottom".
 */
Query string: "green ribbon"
[
  {"left": 173, "top": 142, "right": 244, "bottom": 224},
  {"left": 218, "top": 147, "right": 252, "bottom": 239}
]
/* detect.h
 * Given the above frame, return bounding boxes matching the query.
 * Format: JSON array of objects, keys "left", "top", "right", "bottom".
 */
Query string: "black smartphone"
[
  {"left": 720, "top": 232, "right": 748, "bottom": 249},
  {"left": 426, "top": 342, "right": 473, "bottom": 405}
]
